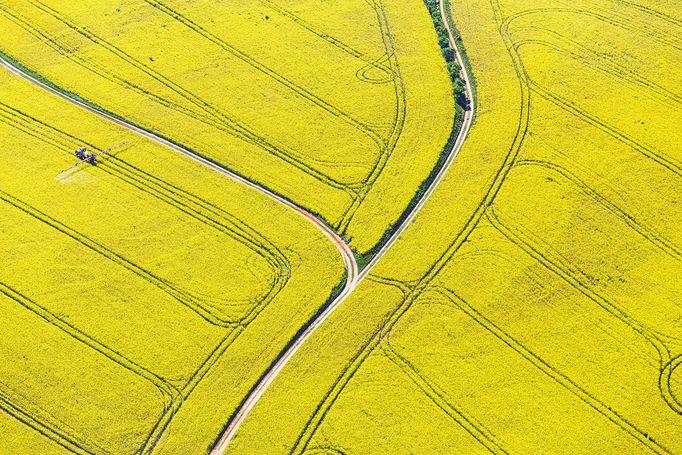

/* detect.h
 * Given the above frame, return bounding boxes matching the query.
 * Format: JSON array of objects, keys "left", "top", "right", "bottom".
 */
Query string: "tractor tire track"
[
  {"left": 434, "top": 286, "right": 670, "bottom": 454},
  {"left": 0, "top": 392, "right": 96, "bottom": 455},
  {"left": 21, "top": 0, "right": 355, "bottom": 192},
  {"left": 1, "top": 29, "right": 359, "bottom": 455},
  {"left": 0, "top": 190, "right": 238, "bottom": 327},
  {"left": 355, "top": 54, "right": 394, "bottom": 85},
  {"left": 1, "top": 5, "right": 351, "bottom": 177},
  {"left": 303, "top": 446, "right": 350, "bottom": 455},
  {"left": 0, "top": 283, "right": 179, "bottom": 410},
  {"left": 141, "top": 0, "right": 386, "bottom": 148},
  {"left": 515, "top": 159, "right": 681, "bottom": 259},
  {"left": 288, "top": 281, "right": 415, "bottom": 454},
  {"left": 263, "top": 0, "right": 680, "bottom": 452},
  {"left": 0, "top": 2, "right": 296, "bottom": 168},
  {"left": 608, "top": 0, "right": 682, "bottom": 27},
  {"left": 259, "top": 0, "right": 406, "bottom": 234},
  {"left": 1, "top": 101, "right": 304, "bottom": 452},
  {"left": 381, "top": 336, "right": 509, "bottom": 454},
  {"left": 137, "top": 329, "right": 243, "bottom": 453},
  {"left": 286, "top": 0, "right": 585, "bottom": 447},
  {"left": 3, "top": 88, "right": 323, "bottom": 455},
  {"left": 335, "top": 0, "right": 407, "bottom": 235},
  {"left": 261, "top": 0, "right": 393, "bottom": 74},
  {"left": 0, "top": 100, "right": 291, "bottom": 319},
  {"left": 0, "top": 283, "right": 183, "bottom": 455},
  {"left": 504, "top": 8, "right": 682, "bottom": 51},
  {"left": 529, "top": 81, "right": 682, "bottom": 178},
  {"left": 1, "top": 0, "right": 473, "bottom": 452},
  {"left": 661, "top": 355, "right": 682, "bottom": 415},
  {"left": 0, "top": 6, "right": 204, "bottom": 119},
  {"left": 511, "top": 33, "right": 681, "bottom": 108},
  {"left": 486, "top": 205, "right": 682, "bottom": 416},
  {"left": 411, "top": 0, "right": 530, "bottom": 293},
  {"left": 0, "top": 108, "right": 287, "bottom": 321}
]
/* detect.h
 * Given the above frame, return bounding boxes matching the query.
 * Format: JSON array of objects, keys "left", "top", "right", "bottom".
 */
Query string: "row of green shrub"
[{"left": 423, "top": 0, "right": 467, "bottom": 107}]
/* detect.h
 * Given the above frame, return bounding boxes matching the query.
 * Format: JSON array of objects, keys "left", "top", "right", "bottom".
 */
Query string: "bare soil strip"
[{"left": 209, "top": 1, "right": 475, "bottom": 451}]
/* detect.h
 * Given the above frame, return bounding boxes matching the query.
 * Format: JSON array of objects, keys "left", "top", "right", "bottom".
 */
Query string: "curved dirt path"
[
  {"left": 0, "top": 57, "right": 357, "bottom": 283},
  {"left": 210, "top": 1, "right": 476, "bottom": 452}
]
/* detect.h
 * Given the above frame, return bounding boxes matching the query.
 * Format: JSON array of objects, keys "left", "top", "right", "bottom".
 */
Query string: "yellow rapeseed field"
[
  {"left": 230, "top": 0, "right": 682, "bottom": 453},
  {"left": 0, "top": 69, "right": 343, "bottom": 453},
  {"left": 0, "top": 0, "right": 454, "bottom": 257}
]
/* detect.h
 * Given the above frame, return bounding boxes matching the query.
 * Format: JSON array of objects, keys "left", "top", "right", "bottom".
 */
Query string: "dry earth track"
[
  {"left": 0, "top": 56, "right": 358, "bottom": 282},
  {"left": 210, "top": 1, "right": 475, "bottom": 451},
  {"left": 0, "top": 0, "right": 474, "bottom": 451}
]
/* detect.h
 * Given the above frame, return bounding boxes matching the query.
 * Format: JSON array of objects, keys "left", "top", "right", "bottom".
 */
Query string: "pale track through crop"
[
  {"left": 0, "top": 107, "right": 299, "bottom": 451},
  {"left": 209, "top": 0, "right": 474, "bottom": 452},
  {"left": 0, "top": 107, "right": 286, "bottom": 318},
  {"left": 1, "top": 0, "right": 419, "bottom": 233},
  {"left": 0, "top": 0, "right": 461, "bottom": 452},
  {"left": 258, "top": 0, "right": 476, "bottom": 452},
  {"left": 1, "top": 4, "right": 344, "bottom": 177},
  {"left": 344, "top": 229, "right": 675, "bottom": 455}
]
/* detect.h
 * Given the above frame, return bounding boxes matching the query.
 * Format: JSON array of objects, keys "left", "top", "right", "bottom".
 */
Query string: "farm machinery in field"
[{"left": 58, "top": 142, "right": 127, "bottom": 175}]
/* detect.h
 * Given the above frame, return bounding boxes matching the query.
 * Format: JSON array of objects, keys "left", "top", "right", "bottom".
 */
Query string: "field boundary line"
[{"left": 284, "top": 0, "right": 531, "bottom": 448}]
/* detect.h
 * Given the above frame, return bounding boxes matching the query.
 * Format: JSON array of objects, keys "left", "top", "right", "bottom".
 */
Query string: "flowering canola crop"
[{"left": 229, "top": 0, "right": 682, "bottom": 453}]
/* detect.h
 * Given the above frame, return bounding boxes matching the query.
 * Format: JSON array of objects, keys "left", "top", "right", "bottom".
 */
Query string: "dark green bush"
[
  {"left": 453, "top": 79, "right": 467, "bottom": 107},
  {"left": 447, "top": 61, "right": 461, "bottom": 81},
  {"left": 441, "top": 47, "right": 455, "bottom": 62}
]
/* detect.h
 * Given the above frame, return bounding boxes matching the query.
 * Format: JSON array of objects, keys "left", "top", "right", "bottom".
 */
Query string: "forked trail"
[
  {"left": 0, "top": 0, "right": 474, "bottom": 451},
  {"left": 210, "top": 1, "right": 475, "bottom": 452}
]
